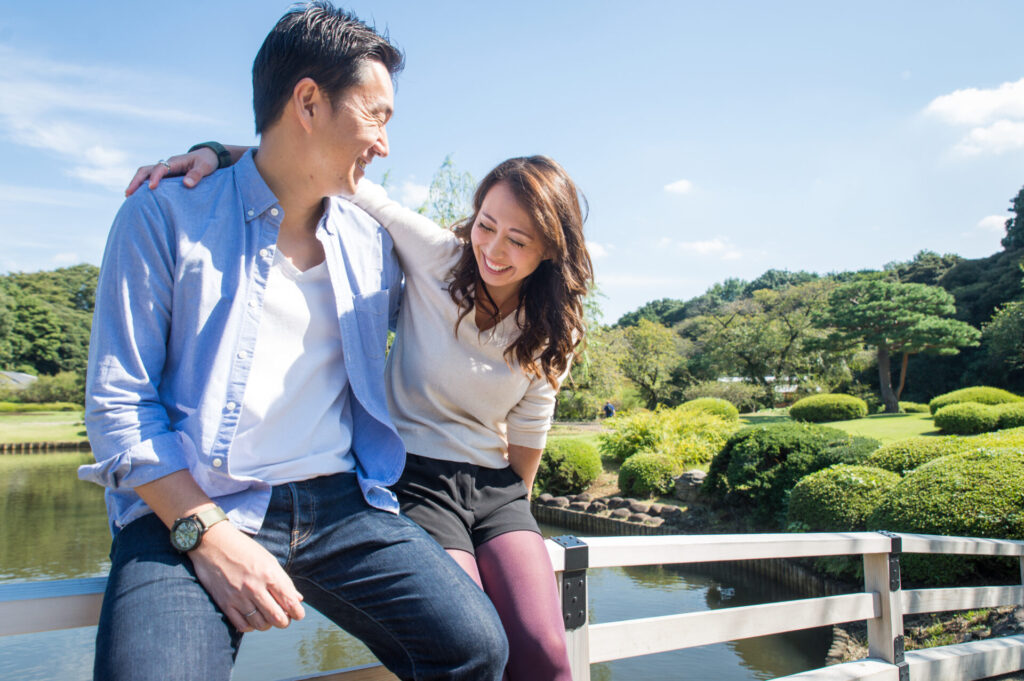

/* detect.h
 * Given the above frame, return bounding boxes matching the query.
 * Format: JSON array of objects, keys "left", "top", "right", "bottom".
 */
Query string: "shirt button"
[
  {"left": 248, "top": 299, "right": 257, "bottom": 308},
  {"left": 237, "top": 351, "right": 247, "bottom": 360},
  {"left": 247, "top": 209, "right": 255, "bottom": 217},
  {"left": 270, "top": 207, "right": 280, "bottom": 217},
  {"left": 212, "top": 458, "right": 223, "bottom": 468},
  {"left": 226, "top": 401, "right": 237, "bottom": 412},
  {"left": 259, "top": 248, "right": 270, "bottom": 258}
]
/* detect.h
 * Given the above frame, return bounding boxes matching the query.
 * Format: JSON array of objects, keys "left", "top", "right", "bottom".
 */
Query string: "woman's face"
[{"left": 470, "top": 182, "right": 549, "bottom": 304}]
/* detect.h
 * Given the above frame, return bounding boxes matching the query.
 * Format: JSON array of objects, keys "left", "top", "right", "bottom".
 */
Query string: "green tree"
[
  {"left": 1002, "top": 185, "right": 1024, "bottom": 250},
  {"left": 612, "top": 319, "right": 685, "bottom": 408},
  {"left": 821, "top": 279, "right": 981, "bottom": 412},
  {"left": 983, "top": 264, "right": 1024, "bottom": 373},
  {"left": 6, "top": 295, "right": 63, "bottom": 374},
  {"left": 426, "top": 154, "right": 474, "bottom": 228},
  {"left": 885, "top": 250, "right": 964, "bottom": 286}
]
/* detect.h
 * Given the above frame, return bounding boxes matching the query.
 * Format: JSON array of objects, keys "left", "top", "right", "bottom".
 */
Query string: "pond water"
[{"left": 0, "top": 453, "right": 830, "bottom": 680}]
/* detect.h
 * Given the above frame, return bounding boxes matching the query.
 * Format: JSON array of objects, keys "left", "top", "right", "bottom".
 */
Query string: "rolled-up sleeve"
[
  {"left": 79, "top": 190, "right": 192, "bottom": 490},
  {"left": 506, "top": 360, "right": 573, "bottom": 451}
]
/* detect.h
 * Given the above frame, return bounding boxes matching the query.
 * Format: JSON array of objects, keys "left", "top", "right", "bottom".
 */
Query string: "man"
[{"left": 79, "top": 4, "right": 508, "bottom": 680}]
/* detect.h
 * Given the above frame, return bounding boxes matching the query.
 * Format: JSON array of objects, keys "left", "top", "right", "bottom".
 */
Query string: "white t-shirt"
[
  {"left": 350, "top": 182, "right": 567, "bottom": 470},
  {"left": 230, "top": 252, "right": 355, "bottom": 483}
]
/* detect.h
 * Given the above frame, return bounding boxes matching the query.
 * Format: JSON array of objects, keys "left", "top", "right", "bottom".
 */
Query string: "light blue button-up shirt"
[{"left": 80, "top": 150, "right": 405, "bottom": 536}]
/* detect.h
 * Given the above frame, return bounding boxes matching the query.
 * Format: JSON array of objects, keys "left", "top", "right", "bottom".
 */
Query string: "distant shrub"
[
  {"left": 997, "top": 403, "right": 1024, "bottom": 430},
  {"left": 934, "top": 403, "right": 1001, "bottom": 435},
  {"left": 0, "top": 401, "right": 81, "bottom": 413},
  {"left": 678, "top": 397, "right": 740, "bottom": 422},
  {"left": 681, "top": 380, "right": 765, "bottom": 413},
  {"left": 788, "top": 465, "right": 901, "bottom": 532},
  {"left": 817, "top": 436, "right": 882, "bottom": 466},
  {"left": 789, "top": 394, "right": 868, "bottom": 423},
  {"left": 600, "top": 405, "right": 738, "bottom": 466},
  {"left": 865, "top": 436, "right": 972, "bottom": 475},
  {"left": 618, "top": 452, "right": 677, "bottom": 498},
  {"left": 704, "top": 422, "right": 851, "bottom": 526},
  {"left": 868, "top": 447, "right": 1024, "bottom": 584},
  {"left": 899, "top": 401, "right": 930, "bottom": 413},
  {"left": 599, "top": 410, "right": 664, "bottom": 463},
  {"left": 535, "top": 438, "right": 603, "bottom": 496},
  {"left": 928, "top": 386, "right": 1023, "bottom": 415}
]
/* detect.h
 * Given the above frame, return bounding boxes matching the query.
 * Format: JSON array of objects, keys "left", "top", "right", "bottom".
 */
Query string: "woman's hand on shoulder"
[{"left": 125, "top": 147, "right": 220, "bottom": 196}]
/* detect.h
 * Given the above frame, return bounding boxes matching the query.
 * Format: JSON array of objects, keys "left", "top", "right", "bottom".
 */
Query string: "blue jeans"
[{"left": 94, "top": 473, "right": 508, "bottom": 681}]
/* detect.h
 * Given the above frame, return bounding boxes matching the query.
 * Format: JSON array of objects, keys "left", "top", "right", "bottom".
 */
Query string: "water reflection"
[{"left": 0, "top": 457, "right": 829, "bottom": 681}]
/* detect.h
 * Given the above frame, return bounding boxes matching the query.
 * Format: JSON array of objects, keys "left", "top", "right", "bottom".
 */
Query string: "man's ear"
[{"left": 291, "top": 77, "right": 323, "bottom": 134}]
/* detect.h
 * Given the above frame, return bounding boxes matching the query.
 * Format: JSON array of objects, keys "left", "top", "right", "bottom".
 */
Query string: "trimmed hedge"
[
  {"left": 997, "top": 403, "right": 1024, "bottom": 430},
  {"left": 534, "top": 438, "right": 602, "bottom": 496},
  {"left": 868, "top": 447, "right": 1024, "bottom": 584},
  {"left": 933, "top": 402, "right": 1002, "bottom": 435},
  {"left": 928, "top": 386, "right": 1023, "bottom": 415},
  {"left": 789, "top": 394, "right": 868, "bottom": 423},
  {"left": 788, "top": 465, "right": 901, "bottom": 532},
  {"left": 899, "top": 401, "right": 930, "bottom": 413},
  {"left": 704, "top": 422, "right": 852, "bottom": 526},
  {"left": 0, "top": 401, "right": 82, "bottom": 413},
  {"left": 618, "top": 452, "right": 677, "bottom": 498},
  {"left": 865, "top": 436, "right": 972, "bottom": 475},
  {"left": 818, "top": 436, "right": 882, "bottom": 466},
  {"left": 679, "top": 397, "right": 740, "bottom": 422}
]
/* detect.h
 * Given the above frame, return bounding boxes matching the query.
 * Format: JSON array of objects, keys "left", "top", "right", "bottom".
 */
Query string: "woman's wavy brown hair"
[{"left": 448, "top": 156, "right": 593, "bottom": 387}]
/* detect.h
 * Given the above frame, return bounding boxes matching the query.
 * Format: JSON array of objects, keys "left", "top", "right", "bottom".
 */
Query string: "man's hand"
[
  {"left": 125, "top": 147, "right": 219, "bottom": 196},
  {"left": 189, "top": 520, "right": 306, "bottom": 632}
]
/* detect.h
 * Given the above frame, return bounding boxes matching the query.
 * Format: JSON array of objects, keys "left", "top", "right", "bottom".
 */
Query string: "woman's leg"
[
  {"left": 475, "top": 531, "right": 573, "bottom": 681},
  {"left": 446, "top": 548, "right": 484, "bottom": 588}
]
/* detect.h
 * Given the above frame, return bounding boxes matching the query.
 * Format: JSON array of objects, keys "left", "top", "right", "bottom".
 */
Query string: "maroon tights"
[{"left": 447, "top": 531, "right": 573, "bottom": 681}]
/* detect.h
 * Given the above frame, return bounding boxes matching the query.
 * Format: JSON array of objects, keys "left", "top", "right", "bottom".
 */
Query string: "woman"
[{"left": 134, "top": 150, "right": 593, "bottom": 681}]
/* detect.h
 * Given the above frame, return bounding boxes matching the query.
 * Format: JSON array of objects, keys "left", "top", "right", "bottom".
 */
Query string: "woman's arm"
[
  {"left": 125, "top": 145, "right": 250, "bottom": 196},
  {"left": 349, "top": 180, "right": 459, "bottom": 267},
  {"left": 507, "top": 444, "right": 544, "bottom": 498}
]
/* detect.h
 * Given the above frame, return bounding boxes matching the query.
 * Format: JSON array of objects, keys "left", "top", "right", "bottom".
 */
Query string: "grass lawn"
[
  {"left": 741, "top": 410, "right": 940, "bottom": 444},
  {"left": 0, "top": 410, "right": 87, "bottom": 444}
]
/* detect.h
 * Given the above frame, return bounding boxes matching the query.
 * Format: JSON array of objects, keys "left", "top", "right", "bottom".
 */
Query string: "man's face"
[{"left": 319, "top": 60, "right": 394, "bottom": 195}]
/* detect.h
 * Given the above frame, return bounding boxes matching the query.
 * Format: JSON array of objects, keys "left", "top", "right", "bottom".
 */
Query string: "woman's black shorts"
[{"left": 394, "top": 453, "right": 541, "bottom": 554}]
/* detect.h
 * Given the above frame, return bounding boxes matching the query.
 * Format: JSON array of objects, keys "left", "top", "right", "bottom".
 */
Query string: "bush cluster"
[
  {"left": 534, "top": 438, "right": 603, "bottom": 496},
  {"left": 928, "top": 386, "right": 1023, "bottom": 415},
  {"left": 600, "top": 405, "right": 737, "bottom": 467},
  {"left": 0, "top": 401, "right": 82, "bottom": 413},
  {"left": 933, "top": 402, "right": 1024, "bottom": 435},
  {"left": 997, "top": 403, "right": 1024, "bottom": 429},
  {"left": 680, "top": 380, "right": 764, "bottom": 413},
  {"left": 817, "top": 436, "right": 882, "bottom": 466},
  {"left": 898, "top": 401, "right": 930, "bottom": 413},
  {"left": 864, "top": 436, "right": 971, "bottom": 475},
  {"left": 618, "top": 452, "right": 677, "bottom": 498},
  {"left": 868, "top": 447, "right": 1024, "bottom": 584},
  {"left": 704, "top": 422, "right": 852, "bottom": 526},
  {"left": 788, "top": 465, "right": 901, "bottom": 532},
  {"left": 678, "top": 397, "right": 740, "bottom": 422},
  {"left": 789, "top": 394, "right": 868, "bottom": 423}
]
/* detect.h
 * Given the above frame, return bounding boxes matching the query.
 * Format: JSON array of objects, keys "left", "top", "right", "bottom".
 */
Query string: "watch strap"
[
  {"left": 194, "top": 505, "right": 228, "bottom": 531},
  {"left": 187, "top": 141, "right": 232, "bottom": 170}
]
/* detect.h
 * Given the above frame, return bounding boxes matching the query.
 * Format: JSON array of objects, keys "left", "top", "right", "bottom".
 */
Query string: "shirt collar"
[{"left": 234, "top": 148, "right": 281, "bottom": 224}]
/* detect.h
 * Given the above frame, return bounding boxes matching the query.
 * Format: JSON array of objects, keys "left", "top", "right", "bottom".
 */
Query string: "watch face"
[{"left": 171, "top": 518, "right": 201, "bottom": 552}]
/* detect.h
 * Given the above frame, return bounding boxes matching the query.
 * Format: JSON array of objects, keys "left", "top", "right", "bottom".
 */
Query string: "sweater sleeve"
[
  {"left": 505, "top": 359, "right": 573, "bottom": 450},
  {"left": 348, "top": 180, "right": 460, "bottom": 277}
]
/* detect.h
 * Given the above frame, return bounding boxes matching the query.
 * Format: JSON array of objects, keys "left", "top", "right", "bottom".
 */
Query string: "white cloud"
[
  {"left": 587, "top": 241, "right": 608, "bottom": 259},
  {"left": 398, "top": 180, "right": 430, "bottom": 209},
  {"left": 0, "top": 45, "right": 219, "bottom": 192},
  {"left": 51, "top": 252, "right": 80, "bottom": 265},
  {"left": 977, "top": 214, "right": 1010, "bottom": 233},
  {"left": 673, "top": 237, "right": 742, "bottom": 260},
  {"left": 925, "top": 77, "right": 1024, "bottom": 156},
  {"left": 664, "top": 179, "right": 693, "bottom": 195},
  {"left": 925, "top": 78, "right": 1024, "bottom": 126}
]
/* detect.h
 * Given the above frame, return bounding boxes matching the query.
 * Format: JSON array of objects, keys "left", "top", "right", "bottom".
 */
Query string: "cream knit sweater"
[{"left": 349, "top": 182, "right": 563, "bottom": 469}]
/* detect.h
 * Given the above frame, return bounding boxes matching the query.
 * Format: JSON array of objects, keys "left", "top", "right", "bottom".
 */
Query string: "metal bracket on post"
[
  {"left": 552, "top": 535, "right": 588, "bottom": 631},
  {"left": 893, "top": 634, "right": 905, "bottom": 664},
  {"left": 878, "top": 531, "right": 902, "bottom": 592},
  {"left": 896, "top": 660, "right": 910, "bottom": 681}
]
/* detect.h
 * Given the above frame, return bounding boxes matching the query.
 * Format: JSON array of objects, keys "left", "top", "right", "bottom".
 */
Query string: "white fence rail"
[{"left": 3, "top": 531, "right": 1024, "bottom": 680}]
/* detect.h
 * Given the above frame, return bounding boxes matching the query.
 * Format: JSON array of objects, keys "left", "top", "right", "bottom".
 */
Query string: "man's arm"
[{"left": 84, "top": 190, "right": 304, "bottom": 632}]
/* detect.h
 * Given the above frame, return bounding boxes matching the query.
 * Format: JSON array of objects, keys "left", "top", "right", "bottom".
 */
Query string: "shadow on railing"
[{"left": 3, "top": 531, "right": 1024, "bottom": 681}]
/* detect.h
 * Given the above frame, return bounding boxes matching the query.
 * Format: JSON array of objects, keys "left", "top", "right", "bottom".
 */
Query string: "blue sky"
[{"left": 1, "top": 1, "right": 1022, "bottom": 322}]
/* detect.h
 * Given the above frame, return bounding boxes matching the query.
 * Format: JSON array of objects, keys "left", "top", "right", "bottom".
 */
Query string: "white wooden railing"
[{"left": 3, "top": 531, "right": 1024, "bottom": 680}]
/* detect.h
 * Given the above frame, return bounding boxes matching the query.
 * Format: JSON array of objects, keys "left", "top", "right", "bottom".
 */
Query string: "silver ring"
[
  {"left": 157, "top": 160, "right": 171, "bottom": 170},
  {"left": 243, "top": 609, "right": 258, "bottom": 618}
]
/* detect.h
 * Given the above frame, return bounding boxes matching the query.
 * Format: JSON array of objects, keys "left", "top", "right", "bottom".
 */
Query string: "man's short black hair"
[{"left": 252, "top": 1, "right": 404, "bottom": 134}]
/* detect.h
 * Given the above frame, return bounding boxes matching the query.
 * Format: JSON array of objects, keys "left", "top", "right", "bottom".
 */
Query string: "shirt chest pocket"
[{"left": 352, "top": 290, "right": 389, "bottom": 360}]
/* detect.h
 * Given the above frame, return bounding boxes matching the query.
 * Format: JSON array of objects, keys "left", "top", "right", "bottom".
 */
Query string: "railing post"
[
  {"left": 552, "top": 535, "right": 590, "bottom": 681},
  {"left": 865, "top": 531, "right": 906, "bottom": 679}
]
